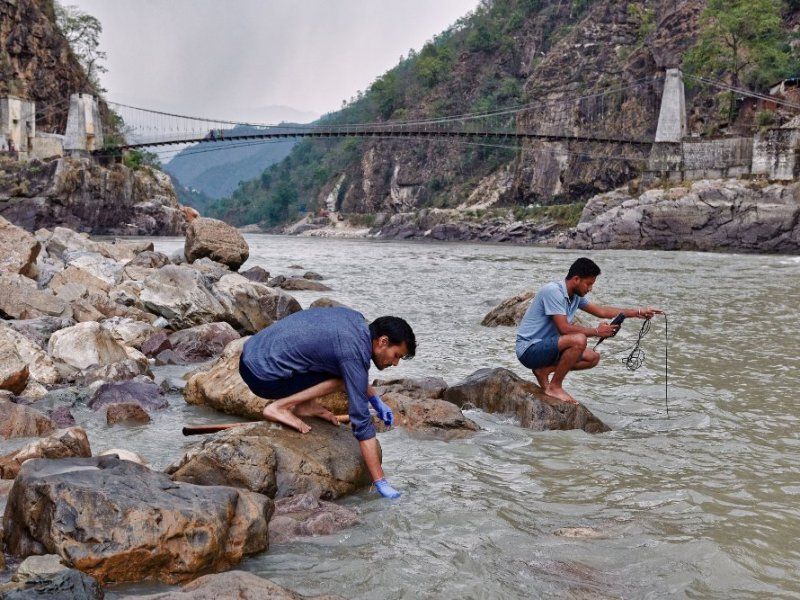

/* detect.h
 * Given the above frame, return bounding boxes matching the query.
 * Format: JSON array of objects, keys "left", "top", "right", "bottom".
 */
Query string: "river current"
[{"left": 30, "top": 235, "right": 800, "bottom": 598}]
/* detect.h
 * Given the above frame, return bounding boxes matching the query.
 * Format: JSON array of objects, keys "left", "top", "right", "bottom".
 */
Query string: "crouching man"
[{"left": 239, "top": 307, "right": 416, "bottom": 499}]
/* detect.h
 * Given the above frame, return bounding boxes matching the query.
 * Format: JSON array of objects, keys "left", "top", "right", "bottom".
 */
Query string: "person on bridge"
[
  {"left": 239, "top": 307, "right": 416, "bottom": 499},
  {"left": 516, "top": 257, "right": 662, "bottom": 404}
]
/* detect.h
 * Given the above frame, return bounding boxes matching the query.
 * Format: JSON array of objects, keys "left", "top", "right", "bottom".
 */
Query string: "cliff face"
[
  {"left": 0, "top": 157, "right": 187, "bottom": 235},
  {"left": 0, "top": 0, "right": 95, "bottom": 133}
]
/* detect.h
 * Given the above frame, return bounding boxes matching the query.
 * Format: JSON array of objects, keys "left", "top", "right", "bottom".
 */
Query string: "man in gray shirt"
[
  {"left": 240, "top": 307, "right": 415, "bottom": 498},
  {"left": 516, "top": 257, "right": 661, "bottom": 404}
]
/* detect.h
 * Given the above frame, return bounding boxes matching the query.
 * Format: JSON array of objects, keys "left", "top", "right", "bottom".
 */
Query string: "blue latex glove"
[
  {"left": 374, "top": 478, "right": 401, "bottom": 499},
  {"left": 368, "top": 394, "right": 393, "bottom": 427}
]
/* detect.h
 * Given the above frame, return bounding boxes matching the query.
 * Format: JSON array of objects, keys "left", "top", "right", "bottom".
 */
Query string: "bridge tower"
[
  {"left": 0, "top": 96, "right": 36, "bottom": 158},
  {"left": 648, "top": 68, "right": 687, "bottom": 179},
  {"left": 64, "top": 93, "right": 104, "bottom": 156}
]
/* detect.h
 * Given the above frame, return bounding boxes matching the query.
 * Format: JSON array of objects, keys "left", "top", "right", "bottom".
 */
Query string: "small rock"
[
  {"left": 97, "top": 448, "right": 147, "bottom": 465},
  {"left": 106, "top": 402, "right": 151, "bottom": 425},
  {"left": 88, "top": 380, "right": 168, "bottom": 411},
  {"left": 277, "top": 277, "right": 332, "bottom": 291},
  {"left": 481, "top": 291, "right": 536, "bottom": 327},
  {"left": 269, "top": 493, "right": 359, "bottom": 544},
  {"left": 141, "top": 330, "right": 171, "bottom": 357},
  {"left": 309, "top": 297, "right": 348, "bottom": 309},
  {"left": 302, "top": 271, "right": 324, "bottom": 280},
  {"left": 48, "top": 406, "right": 76, "bottom": 427},
  {"left": 239, "top": 265, "right": 270, "bottom": 283}
]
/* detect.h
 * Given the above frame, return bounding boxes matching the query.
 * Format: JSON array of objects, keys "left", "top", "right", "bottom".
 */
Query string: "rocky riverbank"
[{"left": 0, "top": 215, "right": 608, "bottom": 595}]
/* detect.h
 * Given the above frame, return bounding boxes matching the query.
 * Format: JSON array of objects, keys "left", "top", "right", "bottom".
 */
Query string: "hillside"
[{"left": 209, "top": 0, "right": 800, "bottom": 230}]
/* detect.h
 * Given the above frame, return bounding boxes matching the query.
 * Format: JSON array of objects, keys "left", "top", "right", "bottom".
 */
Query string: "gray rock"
[
  {"left": 269, "top": 493, "right": 359, "bottom": 544},
  {"left": 1, "top": 568, "right": 103, "bottom": 600},
  {"left": 302, "top": 271, "right": 324, "bottom": 281},
  {"left": 88, "top": 380, "right": 168, "bottom": 412},
  {"left": 373, "top": 376, "right": 449, "bottom": 400},
  {"left": 481, "top": 291, "right": 535, "bottom": 327},
  {"left": 211, "top": 273, "right": 302, "bottom": 334},
  {"left": 0, "top": 273, "right": 69, "bottom": 320},
  {"left": 184, "top": 217, "right": 249, "bottom": 270},
  {"left": 163, "top": 322, "right": 240, "bottom": 364},
  {"left": 277, "top": 277, "right": 332, "bottom": 292},
  {"left": 6, "top": 316, "right": 75, "bottom": 349},
  {"left": 239, "top": 265, "right": 270, "bottom": 283},
  {"left": 139, "top": 265, "right": 226, "bottom": 329}
]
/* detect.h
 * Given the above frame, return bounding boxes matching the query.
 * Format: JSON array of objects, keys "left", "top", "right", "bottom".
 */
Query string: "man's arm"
[
  {"left": 551, "top": 313, "right": 617, "bottom": 338},
  {"left": 581, "top": 303, "right": 663, "bottom": 320},
  {"left": 340, "top": 360, "right": 385, "bottom": 483}
]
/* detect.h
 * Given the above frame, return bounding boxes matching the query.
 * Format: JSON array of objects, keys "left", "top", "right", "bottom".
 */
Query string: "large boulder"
[
  {"left": 184, "top": 217, "right": 249, "bottom": 270},
  {"left": 269, "top": 493, "right": 359, "bottom": 544},
  {"left": 0, "top": 323, "right": 60, "bottom": 385},
  {"left": 443, "top": 368, "right": 611, "bottom": 433},
  {"left": 58, "top": 251, "right": 125, "bottom": 292},
  {"left": 211, "top": 273, "right": 302, "bottom": 334},
  {"left": 0, "top": 215, "right": 40, "bottom": 278},
  {"left": 139, "top": 265, "right": 226, "bottom": 329},
  {"left": 3, "top": 456, "right": 273, "bottom": 584},
  {"left": 380, "top": 393, "right": 478, "bottom": 434},
  {"left": 122, "top": 570, "right": 343, "bottom": 600},
  {"left": 373, "top": 376, "right": 449, "bottom": 400},
  {"left": 46, "top": 227, "right": 153, "bottom": 262},
  {"left": 167, "top": 421, "right": 374, "bottom": 500},
  {"left": 48, "top": 322, "right": 130, "bottom": 371},
  {"left": 0, "top": 274, "right": 69, "bottom": 319},
  {"left": 88, "top": 380, "right": 168, "bottom": 412},
  {"left": 0, "top": 427, "right": 91, "bottom": 479},
  {"left": 99, "top": 317, "right": 158, "bottom": 350},
  {"left": 163, "top": 322, "right": 240, "bottom": 365},
  {"left": 0, "top": 339, "right": 29, "bottom": 394},
  {"left": 0, "top": 401, "right": 57, "bottom": 439},
  {"left": 481, "top": 291, "right": 535, "bottom": 327}
]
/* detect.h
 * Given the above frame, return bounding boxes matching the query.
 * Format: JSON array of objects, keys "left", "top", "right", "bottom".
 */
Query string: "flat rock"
[
  {"left": 302, "top": 271, "right": 324, "bottom": 280},
  {"left": 442, "top": 368, "right": 611, "bottom": 433},
  {"left": 48, "top": 321, "right": 130, "bottom": 371},
  {"left": 0, "top": 215, "right": 40, "bottom": 278},
  {"left": 0, "top": 567, "right": 103, "bottom": 600},
  {"left": 3, "top": 456, "right": 273, "bottom": 584},
  {"left": 277, "top": 277, "right": 332, "bottom": 292},
  {"left": 164, "top": 322, "right": 240, "bottom": 364},
  {"left": 0, "top": 401, "right": 57, "bottom": 439},
  {"left": 211, "top": 273, "right": 302, "bottom": 334},
  {"left": 139, "top": 265, "right": 226, "bottom": 329},
  {"left": 122, "top": 570, "right": 343, "bottom": 600},
  {"left": 373, "top": 376, "right": 448, "bottom": 400},
  {"left": 79, "top": 357, "right": 151, "bottom": 386},
  {"left": 184, "top": 217, "right": 249, "bottom": 270},
  {"left": 106, "top": 402, "right": 151, "bottom": 425},
  {"left": 381, "top": 392, "right": 478, "bottom": 434},
  {"left": 0, "top": 427, "right": 91, "bottom": 479},
  {"left": 167, "top": 420, "right": 373, "bottom": 500},
  {"left": 88, "top": 380, "right": 168, "bottom": 412},
  {"left": 481, "top": 291, "right": 535, "bottom": 327},
  {"left": 269, "top": 493, "right": 359, "bottom": 544}
]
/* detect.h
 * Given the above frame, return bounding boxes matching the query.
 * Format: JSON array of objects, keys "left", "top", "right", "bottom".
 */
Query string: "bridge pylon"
[
  {"left": 64, "top": 93, "right": 103, "bottom": 156},
  {"left": 648, "top": 68, "right": 687, "bottom": 179}
]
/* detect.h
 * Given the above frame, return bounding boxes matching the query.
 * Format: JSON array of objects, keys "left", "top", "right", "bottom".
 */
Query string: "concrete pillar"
[
  {"left": 0, "top": 96, "right": 36, "bottom": 158},
  {"left": 64, "top": 93, "right": 104, "bottom": 154},
  {"left": 654, "top": 68, "right": 687, "bottom": 143}
]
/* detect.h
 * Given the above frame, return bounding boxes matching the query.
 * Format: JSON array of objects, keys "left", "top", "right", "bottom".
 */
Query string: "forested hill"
[{"left": 208, "top": 0, "right": 800, "bottom": 228}]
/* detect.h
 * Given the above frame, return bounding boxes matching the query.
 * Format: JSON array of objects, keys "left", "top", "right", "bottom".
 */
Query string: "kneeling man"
[
  {"left": 516, "top": 257, "right": 661, "bottom": 404},
  {"left": 239, "top": 306, "right": 416, "bottom": 498}
]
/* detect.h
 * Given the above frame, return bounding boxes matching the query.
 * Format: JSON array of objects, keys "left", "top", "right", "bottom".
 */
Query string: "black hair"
[
  {"left": 369, "top": 316, "right": 416, "bottom": 358},
  {"left": 566, "top": 257, "right": 601, "bottom": 279}
]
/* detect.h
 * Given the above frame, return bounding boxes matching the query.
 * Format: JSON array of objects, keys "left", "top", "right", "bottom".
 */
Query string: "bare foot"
[
  {"left": 533, "top": 367, "right": 554, "bottom": 390},
  {"left": 336, "top": 414, "right": 350, "bottom": 424},
  {"left": 295, "top": 400, "right": 340, "bottom": 427},
  {"left": 263, "top": 404, "right": 311, "bottom": 433},
  {"left": 544, "top": 384, "right": 579, "bottom": 405}
]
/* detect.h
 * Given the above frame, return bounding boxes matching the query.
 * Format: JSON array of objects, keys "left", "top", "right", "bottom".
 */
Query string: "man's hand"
[
  {"left": 635, "top": 306, "right": 663, "bottom": 319},
  {"left": 368, "top": 394, "right": 394, "bottom": 427},
  {"left": 596, "top": 322, "right": 619, "bottom": 338}
]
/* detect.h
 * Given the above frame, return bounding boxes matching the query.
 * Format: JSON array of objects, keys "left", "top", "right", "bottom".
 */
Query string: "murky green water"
[{"left": 14, "top": 234, "right": 800, "bottom": 598}]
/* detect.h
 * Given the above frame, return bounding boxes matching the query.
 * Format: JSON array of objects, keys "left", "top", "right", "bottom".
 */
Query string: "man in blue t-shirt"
[
  {"left": 239, "top": 307, "right": 416, "bottom": 498},
  {"left": 516, "top": 257, "right": 661, "bottom": 404}
]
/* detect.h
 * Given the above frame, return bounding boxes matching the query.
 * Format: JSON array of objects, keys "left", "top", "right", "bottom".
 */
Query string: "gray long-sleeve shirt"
[{"left": 241, "top": 307, "right": 376, "bottom": 441}]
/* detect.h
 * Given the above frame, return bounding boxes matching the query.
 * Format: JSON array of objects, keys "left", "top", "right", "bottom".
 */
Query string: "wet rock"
[
  {"left": 106, "top": 402, "right": 151, "bottom": 425},
  {"left": 142, "top": 330, "right": 171, "bottom": 357},
  {"left": 139, "top": 265, "right": 226, "bottom": 329},
  {"left": 276, "top": 277, "right": 332, "bottom": 292},
  {"left": 303, "top": 271, "right": 324, "bottom": 281},
  {"left": 0, "top": 273, "right": 69, "bottom": 319},
  {"left": 88, "top": 380, "right": 168, "bottom": 412},
  {"left": 381, "top": 392, "right": 478, "bottom": 434},
  {"left": 373, "top": 376, "right": 448, "bottom": 400},
  {"left": 0, "top": 323, "right": 60, "bottom": 385},
  {"left": 3, "top": 456, "right": 273, "bottom": 584},
  {"left": 239, "top": 265, "right": 270, "bottom": 283},
  {"left": 184, "top": 217, "right": 249, "bottom": 270},
  {"left": 97, "top": 448, "right": 147, "bottom": 465},
  {"left": 0, "top": 340, "right": 29, "bottom": 394},
  {"left": 211, "top": 273, "right": 302, "bottom": 334},
  {"left": 78, "top": 357, "right": 152, "bottom": 386},
  {"left": 122, "top": 570, "right": 342, "bottom": 600},
  {"left": 269, "top": 493, "right": 359, "bottom": 544},
  {"left": 164, "top": 322, "right": 240, "bottom": 364},
  {"left": 481, "top": 291, "right": 535, "bottom": 327},
  {"left": 0, "top": 427, "right": 91, "bottom": 479},
  {"left": 48, "top": 322, "right": 130, "bottom": 371},
  {"left": 309, "top": 297, "right": 348, "bottom": 309},
  {"left": 99, "top": 317, "right": 158, "bottom": 350},
  {"left": 267, "top": 274, "right": 286, "bottom": 287},
  {"left": 6, "top": 316, "right": 75, "bottom": 349},
  {"left": 0, "top": 215, "right": 40, "bottom": 278},
  {"left": 443, "top": 368, "right": 611, "bottom": 433},
  {"left": 48, "top": 407, "right": 76, "bottom": 427},
  {"left": 1, "top": 566, "right": 103, "bottom": 600},
  {"left": 168, "top": 421, "right": 373, "bottom": 500},
  {"left": 0, "top": 401, "right": 56, "bottom": 439}
]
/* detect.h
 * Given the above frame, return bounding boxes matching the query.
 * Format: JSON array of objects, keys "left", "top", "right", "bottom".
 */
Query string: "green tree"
[
  {"left": 683, "top": 0, "right": 798, "bottom": 120},
  {"left": 54, "top": 2, "right": 107, "bottom": 88}
]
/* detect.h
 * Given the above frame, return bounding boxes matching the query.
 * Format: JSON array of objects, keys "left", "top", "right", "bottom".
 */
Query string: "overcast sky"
[{"left": 68, "top": 0, "right": 478, "bottom": 123}]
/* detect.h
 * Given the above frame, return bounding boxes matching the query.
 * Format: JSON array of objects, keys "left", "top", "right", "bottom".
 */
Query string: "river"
[{"left": 48, "top": 235, "right": 800, "bottom": 598}]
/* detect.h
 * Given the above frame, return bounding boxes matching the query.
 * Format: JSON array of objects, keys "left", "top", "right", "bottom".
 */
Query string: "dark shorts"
[
  {"left": 238, "top": 359, "right": 337, "bottom": 400},
  {"left": 518, "top": 336, "right": 561, "bottom": 370}
]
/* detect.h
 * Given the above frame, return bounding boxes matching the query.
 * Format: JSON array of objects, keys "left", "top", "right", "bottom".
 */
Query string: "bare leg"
[
  {"left": 545, "top": 334, "right": 589, "bottom": 405},
  {"left": 533, "top": 366, "right": 555, "bottom": 389},
  {"left": 262, "top": 378, "right": 343, "bottom": 433},
  {"left": 295, "top": 399, "right": 340, "bottom": 426}
]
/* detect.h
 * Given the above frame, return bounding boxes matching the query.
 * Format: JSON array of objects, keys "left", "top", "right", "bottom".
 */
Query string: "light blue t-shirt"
[{"left": 515, "top": 281, "right": 589, "bottom": 357}]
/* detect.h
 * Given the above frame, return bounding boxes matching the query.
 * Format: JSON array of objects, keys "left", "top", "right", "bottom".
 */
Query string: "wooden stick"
[{"left": 183, "top": 415, "right": 350, "bottom": 436}]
